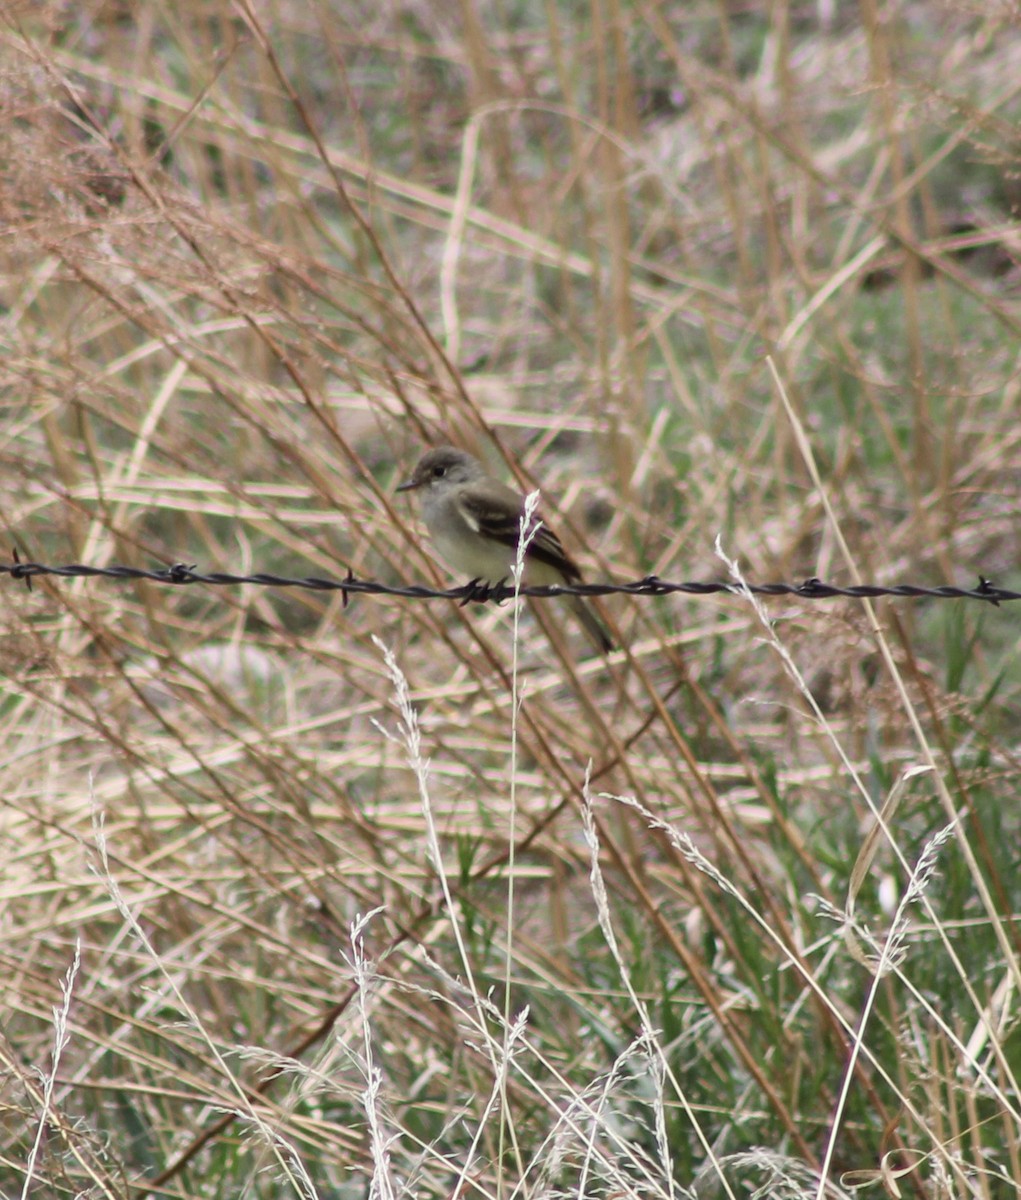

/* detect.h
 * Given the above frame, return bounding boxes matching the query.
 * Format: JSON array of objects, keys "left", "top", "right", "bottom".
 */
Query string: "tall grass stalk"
[{"left": 2, "top": 2, "right": 1019, "bottom": 1196}]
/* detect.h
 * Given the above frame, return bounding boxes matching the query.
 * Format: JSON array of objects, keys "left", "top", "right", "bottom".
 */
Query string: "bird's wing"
[{"left": 456, "top": 481, "right": 581, "bottom": 580}]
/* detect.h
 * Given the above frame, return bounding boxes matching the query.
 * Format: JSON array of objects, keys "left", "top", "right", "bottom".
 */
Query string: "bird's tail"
[{"left": 569, "top": 595, "right": 614, "bottom": 655}]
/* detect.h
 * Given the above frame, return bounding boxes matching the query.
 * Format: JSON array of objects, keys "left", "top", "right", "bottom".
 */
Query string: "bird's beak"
[{"left": 395, "top": 474, "right": 419, "bottom": 493}]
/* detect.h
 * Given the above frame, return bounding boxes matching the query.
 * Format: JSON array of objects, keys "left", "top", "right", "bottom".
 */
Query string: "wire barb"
[
  {"left": 165, "top": 562, "right": 199, "bottom": 583},
  {"left": 11, "top": 547, "right": 33, "bottom": 592},
  {"left": 0, "top": 559, "right": 1017, "bottom": 605},
  {"left": 976, "top": 576, "right": 1001, "bottom": 607}
]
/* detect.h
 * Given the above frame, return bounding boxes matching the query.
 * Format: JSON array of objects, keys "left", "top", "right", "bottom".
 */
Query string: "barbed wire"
[{"left": 2, "top": 555, "right": 1016, "bottom": 606}]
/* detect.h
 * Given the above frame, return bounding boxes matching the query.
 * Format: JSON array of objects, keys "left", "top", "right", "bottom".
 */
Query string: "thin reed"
[{"left": 1, "top": 3, "right": 1019, "bottom": 1198}]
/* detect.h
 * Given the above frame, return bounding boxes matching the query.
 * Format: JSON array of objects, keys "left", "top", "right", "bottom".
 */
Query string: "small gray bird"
[{"left": 397, "top": 445, "right": 613, "bottom": 654}]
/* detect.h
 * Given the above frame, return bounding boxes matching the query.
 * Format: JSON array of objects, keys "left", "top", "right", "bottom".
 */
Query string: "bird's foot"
[{"left": 459, "top": 577, "right": 508, "bottom": 606}]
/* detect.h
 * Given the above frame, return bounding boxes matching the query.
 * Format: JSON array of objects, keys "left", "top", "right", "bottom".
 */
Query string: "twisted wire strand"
[{"left": 2, "top": 558, "right": 1015, "bottom": 605}]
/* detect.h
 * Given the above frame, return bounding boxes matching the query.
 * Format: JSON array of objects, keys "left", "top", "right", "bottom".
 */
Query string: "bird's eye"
[{"left": 433, "top": 465, "right": 446, "bottom": 478}]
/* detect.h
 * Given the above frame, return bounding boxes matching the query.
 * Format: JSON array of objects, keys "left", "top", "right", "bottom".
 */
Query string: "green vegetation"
[{"left": 1, "top": 2, "right": 1019, "bottom": 1197}]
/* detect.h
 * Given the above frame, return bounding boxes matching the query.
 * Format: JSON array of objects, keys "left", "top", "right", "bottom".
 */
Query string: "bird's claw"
[{"left": 459, "top": 577, "right": 508, "bottom": 606}]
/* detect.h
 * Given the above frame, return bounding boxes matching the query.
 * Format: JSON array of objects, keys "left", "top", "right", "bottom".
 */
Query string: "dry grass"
[{"left": 1, "top": 1, "right": 1020, "bottom": 1197}]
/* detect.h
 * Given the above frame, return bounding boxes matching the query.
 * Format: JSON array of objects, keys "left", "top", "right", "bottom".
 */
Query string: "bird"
[{"left": 396, "top": 445, "right": 613, "bottom": 654}]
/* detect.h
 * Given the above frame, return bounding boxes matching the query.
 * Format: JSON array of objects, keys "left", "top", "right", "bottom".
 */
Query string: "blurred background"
[{"left": 1, "top": 2, "right": 1019, "bottom": 1197}]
